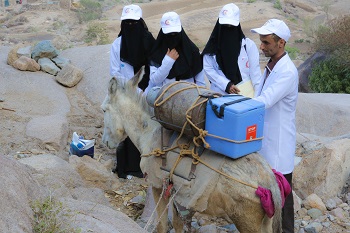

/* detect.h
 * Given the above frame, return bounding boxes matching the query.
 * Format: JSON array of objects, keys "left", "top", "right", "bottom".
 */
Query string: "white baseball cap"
[
  {"left": 161, "top": 12, "right": 182, "bottom": 34},
  {"left": 120, "top": 4, "right": 142, "bottom": 20},
  {"left": 251, "top": 19, "right": 291, "bottom": 42},
  {"left": 218, "top": 3, "right": 240, "bottom": 26}
]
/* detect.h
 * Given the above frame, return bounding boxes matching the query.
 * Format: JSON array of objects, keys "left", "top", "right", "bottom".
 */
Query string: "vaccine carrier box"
[{"left": 205, "top": 95, "right": 265, "bottom": 159}]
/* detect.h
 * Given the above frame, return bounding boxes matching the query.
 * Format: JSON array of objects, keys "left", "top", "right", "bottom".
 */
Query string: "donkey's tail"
[{"left": 270, "top": 176, "right": 283, "bottom": 233}]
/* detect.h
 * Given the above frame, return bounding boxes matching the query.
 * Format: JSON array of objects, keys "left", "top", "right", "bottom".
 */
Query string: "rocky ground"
[{"left": 1, "top": 0, "right": 350, "bottom": 232}]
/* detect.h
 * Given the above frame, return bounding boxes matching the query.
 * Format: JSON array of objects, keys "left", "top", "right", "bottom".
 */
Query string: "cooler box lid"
[{"left": 208, "top": 95, "right": 264, "bottom": 117}]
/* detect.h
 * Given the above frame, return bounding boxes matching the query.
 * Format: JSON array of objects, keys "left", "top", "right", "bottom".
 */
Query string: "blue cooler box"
[{"left": 205, "top": 95, "right": 265, "bottom": 159}]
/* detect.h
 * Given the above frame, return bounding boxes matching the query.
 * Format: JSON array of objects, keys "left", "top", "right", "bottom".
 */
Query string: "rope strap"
[{"left": 143, "top": 81, "right": 260, "bottom": 190}]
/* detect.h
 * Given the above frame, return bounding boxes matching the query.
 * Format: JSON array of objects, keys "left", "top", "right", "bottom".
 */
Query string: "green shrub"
[
  {"left": 309, "top": 58, "right": 350, "bottom": 93},
  {"left": 76, "top": 0, "right": 102, "bottom": 23},
  {"left": 273, "top": 0, "right": 282, "bottom": 10},
  {"left": 309, "top": 15, "right": 350, "bottom": 93},
  {"left": 285, "top": 46, "right": 299, "bottom": 60},
  {"left": 85, "top": 22, "right": 110, "bottom": 45},
  {"left": 31, "top": 196, "right": 81, "bottom": 233}
]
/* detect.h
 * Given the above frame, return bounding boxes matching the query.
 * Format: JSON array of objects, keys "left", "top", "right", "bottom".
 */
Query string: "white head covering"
[
  {"left": 160, "top": 11, "right": 182, "bottom": 34},
  {"left": 120, "top": 4, "right": 142, "bottom": 20},
  {"left": 218, "top": 3, "right": 240, "bottom": 26},
  {"left": 251, "top": 19, "right": 291, "bottom": 41}
]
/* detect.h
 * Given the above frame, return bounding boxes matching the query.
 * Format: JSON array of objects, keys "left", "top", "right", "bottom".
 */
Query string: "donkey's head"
[{"left": 101, "top": 70, "right": 143, "bottom": 149}]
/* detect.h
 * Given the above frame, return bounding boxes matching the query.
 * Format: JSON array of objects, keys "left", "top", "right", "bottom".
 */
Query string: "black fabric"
[
  {"left": 202, "top": 20, "right": 245, "bottom": 85},
  {"left": 118, "top": 18, "right": 155, "bottom": 91},
  {"left": 282, "top": 172, "right": 294, "bottom": 233},
  {"left": 149, "top": 29, "right": 203, "bottom": 81},
  {"left": 115, "top": 137, "right": 143, "bottom": 179}
]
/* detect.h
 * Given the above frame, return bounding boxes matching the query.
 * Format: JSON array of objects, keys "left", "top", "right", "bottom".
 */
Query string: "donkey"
[{"left": 101, "top": 72, "right": 282, "bottom": 233}]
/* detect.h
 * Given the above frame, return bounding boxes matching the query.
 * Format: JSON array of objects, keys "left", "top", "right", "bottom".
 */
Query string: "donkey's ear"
[
  {"left": 108, "top": 77, "right": 118, "bottom": 96},
  {"left": 130, "top": 66, "right": 145, "bottom": 88}
]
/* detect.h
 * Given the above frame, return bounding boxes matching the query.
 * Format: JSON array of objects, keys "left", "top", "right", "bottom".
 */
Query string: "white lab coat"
[
  {"left": 254, "top": 53, "right": 298, "bottom": 174},
  {"left": 146, "top": 54, "right": 206, "bottom": 92},
  {"left": 203, "top": 38, "right": 261, "bottom": 95},
  {"left": 110, "top": 36, "right": 135, "bottom": 79},
  {"left": 110, "top": 36, "right": 145, "bottom": 95}
]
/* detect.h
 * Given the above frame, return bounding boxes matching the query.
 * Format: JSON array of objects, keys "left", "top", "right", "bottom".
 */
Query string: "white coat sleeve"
[
  {"left": 246, "top": 38, "right": 262, "bottom": 92},
  {"left": 194, "top": 70, "right": 206, "bottom": 87},
  {"left": 149, "top": 55, "right": 175, "bottom": 86},
  {"left": 110, "top": 38, "right": 122, "bottom": 77},
  {"left": 203, "top": 54, "right": 230, "bottom": 92},
  {"left": 254, "top": 68, "right": 298, "bottom": 109}
]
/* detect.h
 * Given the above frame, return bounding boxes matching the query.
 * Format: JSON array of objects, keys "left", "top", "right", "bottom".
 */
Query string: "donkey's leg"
[
  {"left": 152, "top": 187, "right": 169, "bottom": 233},
  {"left": 233, "top": 208, "right": 266, "bottom": 233},
  {"left": 172, "top": 201, "right": 195, "bottom": 233},
  {"left": 172, "top": 202, "right": 184, "bottom": 233},
  {"left": 261, "top": 215, "right": 273, "bottom": 233}
]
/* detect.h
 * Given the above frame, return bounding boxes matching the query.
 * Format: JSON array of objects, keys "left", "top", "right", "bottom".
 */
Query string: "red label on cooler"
[{"left": 246, "top": 124, "right": 257, "bottom": 140}]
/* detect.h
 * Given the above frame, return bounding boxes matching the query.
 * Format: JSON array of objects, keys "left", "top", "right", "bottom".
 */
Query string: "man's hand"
[
  {"left": 225, "top": 82, "right": 240, "bottom": 94},
  {"left": 166, "top": 48, "right": 179, "bottom": 60},
  {"left": 229, "top": 84, "right": 240, "bottom": 94}
]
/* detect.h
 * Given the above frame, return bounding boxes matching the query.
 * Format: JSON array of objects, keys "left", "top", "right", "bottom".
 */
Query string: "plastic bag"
[{"left": 69, "top": 132, "right": 95, "bottom": 158}]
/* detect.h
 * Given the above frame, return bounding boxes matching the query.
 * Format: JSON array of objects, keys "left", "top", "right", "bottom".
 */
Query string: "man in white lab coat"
[{"left": 251, "top": 19, "right": 298, "bottom": 233}]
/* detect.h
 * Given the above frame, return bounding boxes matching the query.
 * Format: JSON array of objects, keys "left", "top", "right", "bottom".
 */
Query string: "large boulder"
[
  {"left": 0, "top": 155, "right": 46, "bottom": 233},
  {"left": 298, "top": 52, "right": 328, "bottom": 93},
  {"left": 294, "top": 138, "right": 350, "bottom": 201},
  {"left": 296, "top": 93, "right": 350, "bottom": 137}
]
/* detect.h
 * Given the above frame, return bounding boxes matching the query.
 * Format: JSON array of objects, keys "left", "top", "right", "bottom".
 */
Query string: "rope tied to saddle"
[
  {"left": 144, "top": 81, "right": 260, "bottom": 189},
  {"left": 143, "top": 81, "right": 289, "bottom": 218}
]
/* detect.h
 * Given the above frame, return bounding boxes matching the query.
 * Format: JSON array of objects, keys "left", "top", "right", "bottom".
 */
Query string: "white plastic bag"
[{"left": 69, "top": 132, "right": 95, "bottom": 158}]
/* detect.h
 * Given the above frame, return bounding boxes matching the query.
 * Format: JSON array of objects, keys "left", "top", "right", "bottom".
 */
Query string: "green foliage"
[
  {"left": 31, "top": 196, "right": 81, "bottom": 233},
  {"left": 247, "top": 0, "right": 257, "bottom": 3},
  {"left": 309, "top": 15, "right": 350, "bottom": 93},
  {"left": 76, "top": 0, "right": 102, "bottom": 23},
  {"left": 285, "top": 46, "right": 299, "bottom": 60},
  {"left": 85, "top": 22, "right": 110, "bottom": 45},
  {"left": 294, "top": 39, "right": 304, "bottom": 43},
  {"left": 273, "top": 0, "right": 282, "bottom": 10},
  {"left": 309, "top": 58, "right": 350, "bottom": 93}
]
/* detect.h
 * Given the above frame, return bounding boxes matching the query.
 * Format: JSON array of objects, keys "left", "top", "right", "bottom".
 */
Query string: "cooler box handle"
[{"left": 209, "top": 96, "right": 251, "bottom": 118}]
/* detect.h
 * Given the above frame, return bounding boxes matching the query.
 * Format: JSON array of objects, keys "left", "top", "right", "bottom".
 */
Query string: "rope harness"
[
  {"left": 142, "top": 81, "right": 260, "bottom": 189},
  {"left": 141, "top": 82, "right": 274, "bottom": 230}
]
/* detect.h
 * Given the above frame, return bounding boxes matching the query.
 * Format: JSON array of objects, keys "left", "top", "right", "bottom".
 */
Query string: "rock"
[
  {"left": 31, "top": 40, "right": 59, "bottom": 61},
  {"left": 12, "top": 56, "right": 40, "bottom": 71},
  {"left": 7, "top": 44, "right": 21, "bottom": 66},
  {"left": 59, "top": 198, "right": 146, "bottom": 233},
  {"left": 296, "top": 93, "right": 350, "bottom": 137},
  {"left": 0, "top": 156, "right": 46, "bottom": 233},
  {"left": 17, "top": 45, "right": 32, "bottom": 58},
  {"left": 55, "top": 63, "right": 83, "bottom": 87},
  {"left": 304, "top": 222, "right": 323, "bottom": 233},
  {"left": 330, "top": 207, "right": 347, "bottom": 219},
  {"left": 307, "top": 208, "right": 323, "bottom": 219},
  {"left": 325, "top": 197, "right": 338, "bottom": 210},
  {"left": 303, "top": 194, "right": 327, "bottom": 212},
  {"left": 26, "top": 115, "right": 68, "bottom": 152},
  {"left": 51, "top": 55, "right": 71, "bottom": 68},
  {"left": 294, "top": 139, "right": 350, "bottom": 201},
  {"left": 69, "top": 155, "right": 120, "bottom": 190},
  {"left": 38, "top": 57, "right": 61, "bottom": 75}
]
